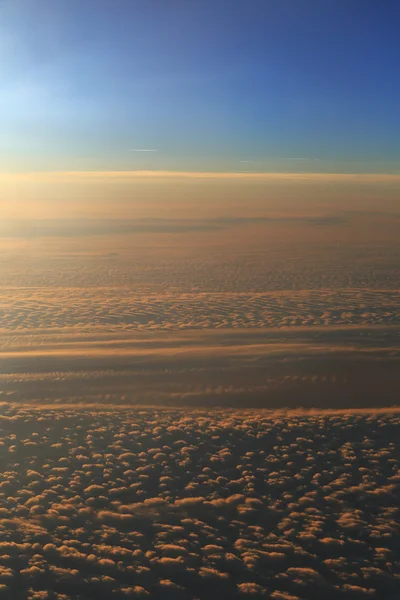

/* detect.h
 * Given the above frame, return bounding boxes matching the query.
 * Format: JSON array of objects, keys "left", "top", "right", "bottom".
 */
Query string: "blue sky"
[{"left": 1, "top": 0, "right": 400, "bottom": 172}]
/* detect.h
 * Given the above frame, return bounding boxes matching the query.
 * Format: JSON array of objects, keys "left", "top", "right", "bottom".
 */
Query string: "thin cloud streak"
[
  {"left": 272, "top": 157, "right": 322, "bottom": 162},
  {"left": 2, "top": 171, "right": 400, "bottom": 183}
]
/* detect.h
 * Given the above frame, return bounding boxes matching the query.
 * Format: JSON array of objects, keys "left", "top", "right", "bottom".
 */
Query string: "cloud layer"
[
  {"left": 0, "top": 287, "right": 399, "bottom": 332},
  {"left": 0, "top": 404, "right": 397, "bottom": 599},
  {"left": 0, "top": 173, "right": 398, "bottom": 412},
  {"left": 0, "top": 326, "right": 399, "bottom": 408},
  {"left": 3, "top": 171, "right": 400, "bottom": 182}
]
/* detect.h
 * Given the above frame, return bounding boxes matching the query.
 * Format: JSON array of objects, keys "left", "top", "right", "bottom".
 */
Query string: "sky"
[{"left": 1, "top": 0, "right": 400, "bottom": 174}]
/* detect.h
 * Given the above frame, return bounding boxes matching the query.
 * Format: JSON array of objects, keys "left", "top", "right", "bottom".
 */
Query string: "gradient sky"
[{"left": 1, "top": 0, "right": 400, "bottom": 173}]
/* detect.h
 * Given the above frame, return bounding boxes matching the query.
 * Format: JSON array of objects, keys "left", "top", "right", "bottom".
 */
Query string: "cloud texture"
[{"left": 0, "top": 405, "right": 398, "bottom": 599}]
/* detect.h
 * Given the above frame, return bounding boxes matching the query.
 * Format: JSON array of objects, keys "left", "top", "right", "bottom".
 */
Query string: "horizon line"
[{"left": 2, "top": 170, "right": 400, "bottom": 183}]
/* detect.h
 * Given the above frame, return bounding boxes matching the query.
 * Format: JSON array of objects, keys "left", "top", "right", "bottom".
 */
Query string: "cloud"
[
  {"left": 270, "top": 157, "right": 322, "bottom": 162},
  {"left": 1, "top": 324, "right": 399, "bottom": 408},
  {"left": 0, "top": 217, "right": 224, "bottom": 238},
  {"left": 0, "top": 404, "right": 397, "bottom": 598},
  {"left": 2, "top": 171, "right": 400, "bottom": 183},
  {"left": 0, "top": 214, "right": 351, "bottom": 239},
  {"left": 0, "top": 287, "right": 399, "bottom": 334},
  {"left": 129, "top": 149, "right": 158, "bottom": 152}
]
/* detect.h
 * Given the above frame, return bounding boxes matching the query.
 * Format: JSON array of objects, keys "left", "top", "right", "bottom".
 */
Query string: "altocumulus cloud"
[{"left": 0, "top": 404, "right": 397, "bottom": 598}]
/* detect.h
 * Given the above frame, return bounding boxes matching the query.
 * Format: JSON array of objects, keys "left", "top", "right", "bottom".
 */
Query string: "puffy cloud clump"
[{"left": 0, "top": 404, "right": 397, "bottom": 598}]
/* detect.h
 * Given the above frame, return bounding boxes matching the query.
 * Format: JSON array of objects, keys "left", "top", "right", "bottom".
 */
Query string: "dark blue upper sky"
[{"left": 2, "top": 0, "right": 400, "bottom": 172}]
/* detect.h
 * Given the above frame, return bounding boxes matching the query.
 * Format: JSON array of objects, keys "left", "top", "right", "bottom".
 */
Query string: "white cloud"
[{"left": 129, "top": 148, "right": 158, "bottom": 152}]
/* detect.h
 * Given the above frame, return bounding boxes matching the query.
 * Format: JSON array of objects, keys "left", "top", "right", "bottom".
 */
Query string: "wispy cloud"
[
  {"left": 272, "top": 157, "right": 322, "bottom": 162},
  {"left": 129, "top": 148, "right": 158, "bottom": 152}
]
